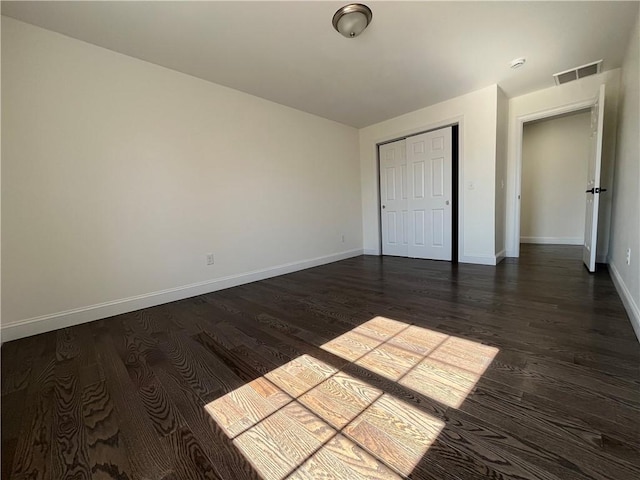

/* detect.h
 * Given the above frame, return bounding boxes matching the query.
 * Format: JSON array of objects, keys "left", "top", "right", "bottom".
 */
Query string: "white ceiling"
[{"left": 2, "top": 1, "right": 638, "bottom": 128}]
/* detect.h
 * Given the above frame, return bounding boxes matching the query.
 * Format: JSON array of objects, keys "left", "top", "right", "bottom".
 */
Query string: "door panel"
[
  {"left": 401, "top": 165, "right": 408, "bottom": 200},
  {"left": 432, "top": 157, "right": 445, "bottom": 196},
  {"left": 407, "top": 128, "right": 453, "bottom": 260},
  {"left": 413, "top": 161, "right": 425, "bottom": 198},
  {"left": 402, "top": 210, "right": 409, "bottom": 245},
  {"left": 582, "top": 85, "right": 605, "bottom": 272},
  {"left": 380, "top": 140, "right": 408, "bottom": 256},
  {"left": 385, "top": 167, "right": 396, "bottom": 200},
  {"left": 414, "top": 210, "right": 426, "bottom": 245},
  {"left": 432, "top": 209, "right": 445, "bottom": 246},
  {"left": 386, "top": 211, "right": 397, "bottom": 244}
]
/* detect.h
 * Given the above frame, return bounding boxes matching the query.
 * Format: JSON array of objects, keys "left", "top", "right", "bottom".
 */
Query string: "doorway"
[
  {"left": 520, "top": 109, "right": 591, "bottom": 246},
  {"left": 378, "top": 125, "right": 459, "bottom": 262},
  {"left": 513, "top": 85, "right": 606, "bottom": 272}
]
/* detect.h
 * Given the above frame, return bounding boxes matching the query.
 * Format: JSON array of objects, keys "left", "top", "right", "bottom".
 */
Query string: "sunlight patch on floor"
[
  {"left": 322, "top": 316, "right": 499, "bottom": 408},
  {"left": 206, "top": 317, "right": 498, "bottom": 479},
  {"left": 206, "top": 354, "right": 443, "bottom": 479}
]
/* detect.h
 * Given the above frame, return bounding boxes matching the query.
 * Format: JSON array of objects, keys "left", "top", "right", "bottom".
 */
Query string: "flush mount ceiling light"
[
  {"left": 510, "top": 57, "right": 526, "bottom": 69},
  {"left": 332, "top": 4, "right": 373, "bottom": 38}
]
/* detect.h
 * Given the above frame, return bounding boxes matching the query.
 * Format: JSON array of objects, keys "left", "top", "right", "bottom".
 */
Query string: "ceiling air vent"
[{"left": 553, "top": 60, "right": 602, "bottom": 85}]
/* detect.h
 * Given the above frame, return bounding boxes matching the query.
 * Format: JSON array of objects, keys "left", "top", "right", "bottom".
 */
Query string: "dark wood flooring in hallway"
[{"left": 2, "top": 245, "right": 639, "bottom": 479}]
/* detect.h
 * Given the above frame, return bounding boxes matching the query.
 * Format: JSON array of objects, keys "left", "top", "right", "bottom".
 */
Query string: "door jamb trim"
[{"left": 513, "top": 98, "right": 596, "bottom": 258}]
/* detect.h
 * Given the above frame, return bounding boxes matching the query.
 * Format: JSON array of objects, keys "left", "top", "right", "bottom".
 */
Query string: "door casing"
[{"left": 512, "top": 95, "right": 602, "bottom": 259}]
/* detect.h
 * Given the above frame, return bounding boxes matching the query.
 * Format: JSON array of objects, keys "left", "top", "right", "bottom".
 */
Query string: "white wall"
[
  {"left": 1, "top": 17, "right": 362, "bottom": 340},
  {"left": 505, "top": 69, "right": 621, "bottom": 258},
  {"left": 608, "top": 12, "right": 640, "bottom": 341},
  {"left": 495, "top": 87, "right": 508, "bottom": 258},
  {"left": 0, "top": 13, "right": 3, "bottom": 344},
  {"left": 520, "top": 111, "right": 590, "bottom": 244},
  {"left": 360, "top": 85, "right": 499, "bottom": 265}
]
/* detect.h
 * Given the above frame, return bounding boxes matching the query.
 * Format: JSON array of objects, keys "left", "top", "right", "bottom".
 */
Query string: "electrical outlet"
[
  {"left": 341, "top": 234, "right": 345, "bottom": 243},
  {"left": 626, "top": 248, "right": 631, "bottom": 265},
  {"left": 206, "top": 253, "right": 215, "bottom": 266}
]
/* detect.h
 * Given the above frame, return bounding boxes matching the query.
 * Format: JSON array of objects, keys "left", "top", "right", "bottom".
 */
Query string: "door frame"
[
  {"left": 512, "top": 98, "right": 596, "bottom": 258},
  {"left": 377, "top": 123, "right": 460, "bottom": 262}
]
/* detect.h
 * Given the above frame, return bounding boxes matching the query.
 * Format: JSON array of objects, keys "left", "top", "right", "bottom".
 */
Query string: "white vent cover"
[{"left": 553, "top": 60, "right": 602, "bottom": 85}]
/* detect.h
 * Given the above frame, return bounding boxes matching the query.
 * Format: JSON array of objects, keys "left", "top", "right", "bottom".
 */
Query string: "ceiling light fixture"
[
  {"left": 332, "top": 4, "right": 373, "bottom": 38},
  {"left": 510, "top": 58, "right": 526, "bottom": 69}
]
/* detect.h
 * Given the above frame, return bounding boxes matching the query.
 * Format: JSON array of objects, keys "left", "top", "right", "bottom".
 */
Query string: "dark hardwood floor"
[{"left": 2, "top": 244, "right": 639, "bottom": 479}]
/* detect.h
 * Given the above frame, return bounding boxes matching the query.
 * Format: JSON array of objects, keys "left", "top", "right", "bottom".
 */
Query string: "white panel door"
[
  {"left": 583, "top": 85, "right": 605, "bottom": 272},
  {"left": 379, "top": 140, "right": 409, "bottom": 256},
  {"left": 407, "top": 127, "right": 453, "bottom": 260}
]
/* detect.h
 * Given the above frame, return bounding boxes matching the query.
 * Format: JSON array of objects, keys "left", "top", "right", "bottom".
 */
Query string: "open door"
[{"left": 582, "top": 84, "right": 606, "bottom": 272}]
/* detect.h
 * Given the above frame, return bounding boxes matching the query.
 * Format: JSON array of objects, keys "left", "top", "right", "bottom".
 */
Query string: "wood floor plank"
[
  {"left": 206, "top": 377, "right": 291, "bottom": 438},
  {"left": 150, "top": 357, "right": 263, "bottom": 480},
  {"left": 233, "top": 406, "right": 326, "bottom": 480},
  {"left": 51, "top": 359, "right": 91, "bottom": 479},
  {"left": 81, "top": 380, "right": 135, "bottom": 480},
  {"left": 8, "top": 357, "right": 56, "bottom": 480},
  {"left": 1, "top": 388, "right": 28, "bottom": 479},
  {"left": 477, "top": 378, "right": 640, "bottom": 465},
  {"left": 92, "top": 325, "right": 173, "bottom": 480},
  {"left": 450, "top": 397, "right": 640, "bottom": 480},
  {"left": 153, "top": 330, "right": 226, "bottom": 402},
  {"left": 481, "top": 361, "right": 640, "bottom": 427},
  {"left": 343, "top": 394, "right": 444, "bottom": 476},
  {"left": 2, "top": 245, "right": 639, "bottom": 479},
  {"left": 1, "top": 332, "right": 55, "bottom": 396},
  {"left": 161, "top": 427, "right": 220, "bottom": 480},
  {"left": 297, "top": 371, "right": 382, "bottom": 429},
  {"left": 108, "top": 321, "right": 188, "bottom": 438},
  {"left": 289, "top": 433, "right": 406, "bottom": 480}
]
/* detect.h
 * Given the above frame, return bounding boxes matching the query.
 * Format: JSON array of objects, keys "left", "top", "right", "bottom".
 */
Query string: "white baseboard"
[
  {"left": 1, "top": 249, "right": 364, "bottom": 342},
  {"left": 368, "top": 249, "right": 498, "bottom": 265},
  {"left": 495, "top": 249, "right": 506, "bottom": 264},
  {"left": 608, "top": 261, "right": 640, "bottom": 343},
  {"left": 504, "top": 249, "right": 605, "bottom": 263},
  {"left": 459, "top": 254, "right": 497, "bottom": 266},
  {"left": 363, "top": 248, "right": 380, "bottom": 255},
  {"left": 520, "top": 236, "right": 582, "bottom": 245}
]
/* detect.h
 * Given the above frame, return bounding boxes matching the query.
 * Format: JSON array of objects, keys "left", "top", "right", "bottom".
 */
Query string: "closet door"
[
  {"left": 379, "top": 140, "right": 409, "bottom": 256},
  {"left": 406, "top": 127, "right": 452, "bottom": 260}
]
